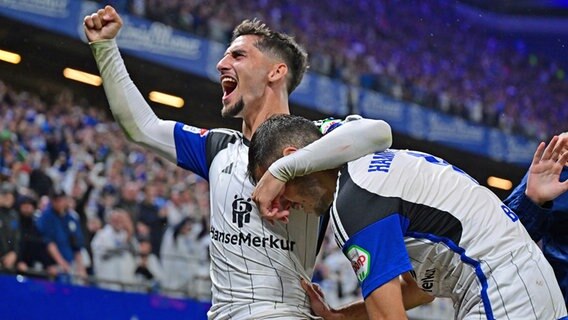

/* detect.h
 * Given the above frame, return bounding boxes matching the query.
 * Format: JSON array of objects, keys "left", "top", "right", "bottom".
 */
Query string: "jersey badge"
[
  {"left": 232, "top": 195, "right": 253, "bottom": 228},
  {"left": 347, "top": 245, "right": 370, "bottom": 282},
  {"left": 182, "top": 125, "right": 208, "bottom": 137}
]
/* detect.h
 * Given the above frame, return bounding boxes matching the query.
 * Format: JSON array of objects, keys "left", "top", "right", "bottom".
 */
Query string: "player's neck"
[{"left": 242, "top": 89, "right": 289, "bottom": 140}]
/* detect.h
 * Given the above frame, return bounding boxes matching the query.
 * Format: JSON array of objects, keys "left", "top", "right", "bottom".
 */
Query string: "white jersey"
[
  {"left": 90, "top": 40, "right": 354, "bottom": 319},
  {"left": 331, "top": 149, "right": 566, "bottom": 319},
  {"left": 173, "top": 124, "right": 321, "bottom": 319}
]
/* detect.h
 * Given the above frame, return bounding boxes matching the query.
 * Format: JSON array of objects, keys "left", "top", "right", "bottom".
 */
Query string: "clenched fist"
[{"left": 83, "top": 5, "right": 123, "bottom": 42}]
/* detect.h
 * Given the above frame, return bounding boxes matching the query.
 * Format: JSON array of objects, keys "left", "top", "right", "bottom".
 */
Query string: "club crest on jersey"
[
  {"left": 232, "top": 195, "right": 252, "bottom": 228},
  {"left": 347, "top": 245, "right": 370, "bottom": 282}
]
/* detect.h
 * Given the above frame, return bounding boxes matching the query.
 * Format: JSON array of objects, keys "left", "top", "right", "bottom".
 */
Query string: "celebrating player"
[
  {"left": 84, "top": 6, "right": 392, "bottom": 319},
  {"left": 504, "top": 133, "right": 568, "bottom": 306},
  {"left": 248, "top": 114, "right": 567, "bottom": 319}
]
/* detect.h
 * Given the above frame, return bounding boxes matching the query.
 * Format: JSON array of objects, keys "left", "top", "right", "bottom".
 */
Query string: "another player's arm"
[
  {"left": 300, "top": 278, "right": 368, "bottom": 320},
  {"left": 365, "top": 277, "right": 407, "bottom": 320},
  {"left": 503, "top": 134, "right": 568, "bottom": 240},
  {"left": 252, "top": 118, "right": 392, "bottom": 219},
  {"left": 85, "top": 6, "right": 177, "bottom": 163},
  {"left": 303, "top": 272, "right": 430, "bottom": 320},
  {"left": 400, "top": 272, "right": 435, "bottom": 309},
  {"left": 270, "top": 117, "right": 392, "bottom": 180}
]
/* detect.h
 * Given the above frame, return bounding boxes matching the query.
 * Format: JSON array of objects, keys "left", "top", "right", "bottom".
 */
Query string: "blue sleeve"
[
  {"left": 343, "top": 214, "right": 412, "bottom": 299},
  {"left": 503, "top": 173, "right": 551, "bottom": 241},
  {"left": 36, "top": 213, "right": 56, "bottom": 245},
  {"left": 173, "top": 122, "right": 210, "bottom": 180}
]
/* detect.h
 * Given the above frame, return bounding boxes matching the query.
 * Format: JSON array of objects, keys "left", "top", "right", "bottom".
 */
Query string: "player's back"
[{"left": 334, "top": 149, "right": 566, "bottom": 318}]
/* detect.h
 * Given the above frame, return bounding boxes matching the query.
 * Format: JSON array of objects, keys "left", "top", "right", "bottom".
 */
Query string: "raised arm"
[
  {"left": 84, "top": 6, "right": 177, "bottom": 163},
  {"left": 503, "top": 134, "right": 568, "bottom": 240},
  {"left": 252, "top": 118, "right": 392, "bottom": 220}
]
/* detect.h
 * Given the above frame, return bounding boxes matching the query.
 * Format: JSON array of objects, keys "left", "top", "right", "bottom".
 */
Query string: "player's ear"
[
  {"left": 282, "top": 146, "right": 298, "bottom": 157},
  {"left": 268, "top": 63, "right": 288, "bottom": 83}
]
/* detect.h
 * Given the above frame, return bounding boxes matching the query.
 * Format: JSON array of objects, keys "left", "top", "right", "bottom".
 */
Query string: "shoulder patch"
[
  {"left": 314, "top": 118, "right": 342, "bottom": 135},
  {"left": 347, "top": 245, "right": 371, "bottom": 282},
  {"left": 182, "top": 125, "right": 202, "bottom": 134}
]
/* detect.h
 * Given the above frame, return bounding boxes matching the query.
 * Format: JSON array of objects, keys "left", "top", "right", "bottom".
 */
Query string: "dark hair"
[
  {"left": 50, "top": 189, "right": 67, "bottom": 199},
  {"left": 247, "top": 114, "right": 322, "bottom": 183},
  {"left": 17, "top": 195, "right": 37, "bottom": 207},
  {"left": 232, "top": 19, "right": 308, "bottom": 94}
]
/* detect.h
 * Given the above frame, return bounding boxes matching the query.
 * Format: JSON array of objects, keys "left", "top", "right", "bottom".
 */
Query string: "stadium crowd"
[
  {"left": 0, "top": 79, "right": 212, "bottom": 299},
  {"left": 0, "top": 79, "right": 369, "bottom": 307},
  {"left": 107, "top": 0, "right": 567, "bottom": 140}
]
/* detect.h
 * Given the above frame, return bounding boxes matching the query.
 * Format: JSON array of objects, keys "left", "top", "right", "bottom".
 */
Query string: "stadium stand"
[
  {"left": 0, "top": 79, "right": 212, "bottom": 300},
  {"left": 113, "top": 0, "right": 567, "bottom": 140}
]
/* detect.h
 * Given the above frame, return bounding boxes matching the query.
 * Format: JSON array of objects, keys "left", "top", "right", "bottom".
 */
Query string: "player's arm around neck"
[
  {"left": 269, "top": 118, "right": 393, "bottom": 182},
  {"left": 85, "top": 6, "right": 177, "bottom": 163},
  {"left": 254, "top": 118, "right": 392, "bottom": 221}
]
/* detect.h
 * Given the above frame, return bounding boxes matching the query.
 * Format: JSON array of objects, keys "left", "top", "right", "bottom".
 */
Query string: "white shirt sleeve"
[
  {"left": 90, "top": 39, "right": 178, "bottom": 163},
  {"left": 268, "top": 118, "right": 392, "bottom": 181}
]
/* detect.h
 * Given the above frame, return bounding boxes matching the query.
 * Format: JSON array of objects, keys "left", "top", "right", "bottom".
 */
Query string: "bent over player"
[
  {"left": 84, "top": 6, "right": 392, "bottom": 319},
  {"left": 249, "top": 114, "right": 567, "bottom": 320}
]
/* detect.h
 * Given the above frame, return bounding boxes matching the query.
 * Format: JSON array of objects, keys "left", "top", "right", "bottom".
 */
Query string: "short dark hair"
[
  {"left": 50, "top": 189, "right": 67, "bottom": 199},
  {"left": 248, "top": 114, "right": 322, "bottom": 183},
  {"left": 232, "top": 19, "right": 308, "bottom": 94}
]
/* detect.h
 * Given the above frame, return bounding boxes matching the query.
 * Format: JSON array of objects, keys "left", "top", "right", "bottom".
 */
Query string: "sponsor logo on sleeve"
[
  {"left": 420, "top": 268, "right": 437, "bottom": 292},
  {"left": 182, "top": 125, "right": 208, "bottom": 136},
  {"left": 347, "top": 245, "right": 371, "bottom": 282}
]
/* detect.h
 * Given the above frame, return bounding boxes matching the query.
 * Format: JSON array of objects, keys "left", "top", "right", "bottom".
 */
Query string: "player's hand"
[
  {"left": 252, "top": 172, "right": 290, "bottom": 223},
  {"left": 301, "top": 278, "right": 338, "bottom": 320},
  {"left": 83, "top": 5, "right": 123, "bottom": 42},
  {"left": 526, "top": 134, "right": 568, "bottom": 205}
]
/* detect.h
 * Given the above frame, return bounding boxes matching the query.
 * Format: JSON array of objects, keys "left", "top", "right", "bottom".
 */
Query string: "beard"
[
  {"left": 301, "top": 176, "right": 332, "bottom": 216},
  {"left": 221, "top": 98, "right": 245, "bottom": 118},
  {"left": 313, "top": 197, "right": 332, "bottom": 216}
]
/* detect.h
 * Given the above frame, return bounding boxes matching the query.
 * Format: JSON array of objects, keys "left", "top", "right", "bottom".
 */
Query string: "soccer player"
[
  {"left": 83, "top": 6, "right": 392, "bottom": 319},
  {"left": 504, "top": 133, "right": 568, "bottom": 307},
  {"left": 248, "top": 114, "right": 567, "bottom": 320}
]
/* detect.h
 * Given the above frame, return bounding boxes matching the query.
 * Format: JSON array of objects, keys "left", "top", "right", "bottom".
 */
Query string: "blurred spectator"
[
  {"left": 36, "top": 190, "right": 86, "bottom": 280},
  {"left": 16, "top": 195, "right": 46, "bottom": 273},
  {"left": 0, "top": 183, "right": 19, "bottom": 270},
  {"left": 95, "top": 184, "right": 119, "bottom": 224},
  {"left": 160, "top": 216, "right": 202, "bottom": 296},
  {"left": 164, "top": 184, "right": 193, "bottom": 227},
  {"left": 137, "top": 185, "right": 167, "bottom": 257},
  {"left": 69, "top": 171, "right": 97, "bottom": 274},
  {"left": 91, "top": 208, "right": 136, "bottom": 291},
  {"left": 116, "top": 181, "right": 141, "bottom": 225},
  {"left": 133, "top": 237, "right": 163, "bottom": 292},
  {"left": 28, "top": 155, "right": 54, "bottom": 197}
]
